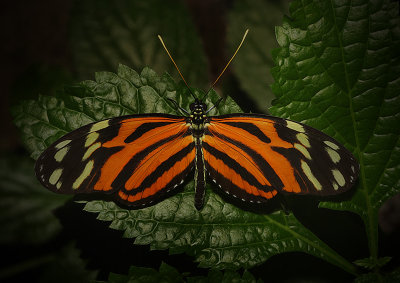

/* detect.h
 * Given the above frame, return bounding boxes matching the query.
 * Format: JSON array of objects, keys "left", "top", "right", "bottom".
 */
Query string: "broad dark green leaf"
[
  {"left": 12, "top": 66, "right": 236, "bottom": 160},
  {"left": 99, "top": 262, "right": 183, "bottom": 283},
  {"left": 13, "top": 65, "right": 357, "bottom": 273},
  {"left": 227, "top": 0, "right": 289, "bottom": 111},
  {"left": 187, "top": 269, "right": 261, "bottom": 283},
  {"left": 84, "top": 194, "right": 355, "bottom": 272},
  {"left": 39, "top": 243, "right": 98, "bottom": 283},
  {"left": 70, "top": 0, "right": 209, "bottom": 89},
  {"left": 270, "top": 0, "right": 400, "bottom": 262},
  {"left": 97, "top": 261, "right": 260, "bottom": 283},
  {"left": 0, "top": 156, "right": 70, "bottom": 245},
  {"left": 354, "top": 256, "right": 392, "bottom": 269},
  {"left": 354, "top": 268, "right": 400, "bottom": 283},
  {"left": 0, "top": 242, "right": 96, "bottom": 282}
]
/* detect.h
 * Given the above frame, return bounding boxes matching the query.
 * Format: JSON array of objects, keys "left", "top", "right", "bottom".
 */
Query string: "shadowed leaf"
[{"left": 269, "top": 0, "right": 400, "bottom": 264}]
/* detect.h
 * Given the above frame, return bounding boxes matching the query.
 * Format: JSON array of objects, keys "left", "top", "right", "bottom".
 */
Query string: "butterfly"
[{"left": 35, "top": 30, "right": 359, "bottom": 210}]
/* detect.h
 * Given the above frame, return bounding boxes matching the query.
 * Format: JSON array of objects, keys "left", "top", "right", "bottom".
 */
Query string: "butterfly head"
[
  {"left": 188, "top": 100, "right": 208, "bottom": 134},
  {"left": 190, "top": 100, "right": 207, "bottom": 123},
  {"left": 190, "top": 100, "right": 207, "bottom": 113}
]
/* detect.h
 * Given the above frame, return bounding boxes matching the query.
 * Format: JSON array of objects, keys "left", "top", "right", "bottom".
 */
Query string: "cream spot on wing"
[
  {"left": 326, "top": 147, "right": 341, "bottom": 164},
  {"left": 294, "top": 143, "right": 311, "bottom": 160},
  {"left": 49, "top": 168, "right": 63, "bottom": 185},
  {"left": 91, "top": 120, "right": 109, "bottom": 132},
  {"left": 332, "top": 169, "right": 345, "bottom": 187},
  {"left": 72, "top": 160, "right": 94, "bottom": 190},
  {"left": 324, "top": 140, "right": 339, "bottom": 150},
  {"left": 85, "top": 132, "right": 99, "bottom": 147},
  {"left": 286, "top": 120, "right": 305, "bottom": 133},
  {"left": 54, "top": 146, "right": 69, "bottom": 162},
  {"left": 351, "top": 165, "right": 355, "bottom": 173},
  {"left": 301, "top": 160, "right": 322, "bottom": 191},
  {"left": 55, "top": 140, "right": 71, "bottom": 150},
  {"left": 56, "top": 181, "right": 62, "bottom": 190},
  {"left": 333, "top": 182, "right": 339, "bottom": 190},
  {"left": 296, "top": 133, "right": 310, "bottom": 148},
  {"left": 83, "top": 142, "right": 101, "bottom": 160}
]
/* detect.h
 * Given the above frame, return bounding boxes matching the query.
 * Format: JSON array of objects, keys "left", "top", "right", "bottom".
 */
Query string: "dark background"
[{"left": 1, "top": 1, "right": 399, "bottom": 282}]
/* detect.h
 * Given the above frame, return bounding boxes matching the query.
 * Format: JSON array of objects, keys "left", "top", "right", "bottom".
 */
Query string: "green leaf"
[
  {"left": 0, "top": 156, "right": 70, "bottom": 245},
  {"left": 12, "top": 66, "right": 238, "bottom": 160},
  {"left": 354, "top": 268, "right": 400, "bottom": 283},
  {"left": 97, "top": 262, "right": 260, "bottom": 283},
  {"left": 83, "top": 194, "right": 356, "bottom": 273},
  {"left": 70, "top": 0, "right": 209, "bottom": 89},
  {"left": 354, "top": 256, "right": 392, "bottom": 270},
  {"left": 0, "top": 242, "right": 96, "bottom": 282},
  {"left": 39, "top": 243, "right": 98, "bottom": 283},
  {"left": 227, "top": 0, "right": 289, "bottom": 111},
  {"left": 12, "top": 65, "right": 356, "bottom": 273},
  {"left": 270, "top": 0, "right": 400, "bottom": 262},
  {"left": 188, "top": 269, "right": 261, "bottom": 283},
  {"left": 99, "top": 262, "right": 183, "bottom": 283}
]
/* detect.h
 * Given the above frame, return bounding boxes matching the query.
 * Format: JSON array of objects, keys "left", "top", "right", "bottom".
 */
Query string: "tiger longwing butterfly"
[{"left": 35, "top": 30, "right": 359, "bottom": 210}]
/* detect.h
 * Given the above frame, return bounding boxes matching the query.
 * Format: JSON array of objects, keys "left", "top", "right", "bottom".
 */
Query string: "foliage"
[
  {"left": 0, "top": 156, "right": 69, "bottom": 245},
  {"left": 13, "top": 65, "right": 356, "bottom": 273},
  {"left": 227, "top": 0, "right": 289, "bottom": 110},
  {"left": 96, "top": 262, "right": 261, "bottom": 283},
  {"left": 7, "top": 0, "right": 400, "bottom": 281},
  {"left": 269, "top": 0, "right": 400, "bottom": 267}
]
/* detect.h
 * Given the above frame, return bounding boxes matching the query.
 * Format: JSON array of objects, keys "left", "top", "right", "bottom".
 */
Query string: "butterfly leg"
[
  {"left": 167, "top": 98, "right": 190, "bottom": 115},
  {"left": 194, "top": 137, "right": 206, "bottom": 210}
]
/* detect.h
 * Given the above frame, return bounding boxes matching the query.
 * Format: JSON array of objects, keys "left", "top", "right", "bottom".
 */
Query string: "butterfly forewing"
[
  {"left": 204, "top": 114, "right": 359, "bottom": 202},
  {"left": 35, "top": 114, "right": 195, "bottom": 208},
  {"left": 35, "top": 108, "right": 359, "bottom": 209}
]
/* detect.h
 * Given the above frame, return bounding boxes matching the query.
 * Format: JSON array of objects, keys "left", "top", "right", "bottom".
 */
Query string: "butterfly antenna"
[
  {"left": 158, "top": 35, "right": 197, "bottom": 100},
  {"left": 201, "top": 29, "right": 249, "bottom": 101}
]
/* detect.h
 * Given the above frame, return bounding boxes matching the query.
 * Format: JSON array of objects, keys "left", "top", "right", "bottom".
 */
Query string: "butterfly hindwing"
[
  {"left": 202, "top": 125, "right": 278, "bottom": 204},
  {"left": 204, "top": 114, "right": 359, "bottom": 203},
  {"left": 36, "top": 110, "right": 359, "bottom": 209},
  {"left": 35, "top": 114, "right": 195, "bottom": 208}
]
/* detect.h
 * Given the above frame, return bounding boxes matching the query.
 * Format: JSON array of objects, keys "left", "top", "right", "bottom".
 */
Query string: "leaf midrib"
[{"left": 327, "top": 0, "right": 376, "bottom": 260}]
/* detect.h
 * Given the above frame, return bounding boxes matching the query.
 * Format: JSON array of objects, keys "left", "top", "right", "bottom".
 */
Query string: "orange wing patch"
[
  {"left": 94, "top": 119, "right": 189, "bottom": 192},
  {"left": 206, "top": 114, "right": 359, "bottom": 198},
  {"left": 205, "top": 116, "right": 301, "bottom": 197},
  {"left": 35, "top": 115, "right": 195, "bottom": 208},
  {"left": 121, "top": 133, "right": 195, "bottom": 203}
]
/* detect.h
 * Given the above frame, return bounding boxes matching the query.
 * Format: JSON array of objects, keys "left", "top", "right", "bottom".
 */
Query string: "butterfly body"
[
  {"left": 189, "top": 99, "right": 208, "bottom": 209},
  {"left": 35, "top": 97, "right": 359, "bottom": 210}
]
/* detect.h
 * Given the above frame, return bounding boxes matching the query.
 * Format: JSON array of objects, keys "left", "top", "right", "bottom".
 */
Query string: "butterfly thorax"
[{"left": 189, "top": 100, "right": 208, "bottom": 138}]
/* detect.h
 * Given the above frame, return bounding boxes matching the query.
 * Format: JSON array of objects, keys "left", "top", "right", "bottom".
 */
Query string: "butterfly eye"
[
  {"left": 201, "top": 103, "right": 207, "bottom": 110},
  {"left": 189, "top": 103, "right": 195, "bottom": 111}
]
